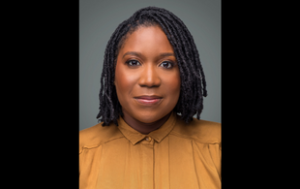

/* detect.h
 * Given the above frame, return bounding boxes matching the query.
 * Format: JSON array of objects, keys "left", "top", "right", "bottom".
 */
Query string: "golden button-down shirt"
[{"left": 79, "top": 113, "right": 221, "bottom": 189}]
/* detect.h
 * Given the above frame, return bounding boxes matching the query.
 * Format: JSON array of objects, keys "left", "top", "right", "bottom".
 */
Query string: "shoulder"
[
  {"left": 79, "top": 122, "right": 123, "bottom": 153},
  {"left": 171, "top": 116, "right": 221, "bottom": 144}
]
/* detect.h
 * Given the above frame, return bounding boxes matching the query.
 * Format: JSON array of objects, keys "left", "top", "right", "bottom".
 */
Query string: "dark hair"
[{"left": 97, "top": 6, "right": 207, "bottom": 126}]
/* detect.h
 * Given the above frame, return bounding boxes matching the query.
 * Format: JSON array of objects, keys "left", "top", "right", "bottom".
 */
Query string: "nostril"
[{"left": 138, "top": 67, "right": 161, "bottom": 87}]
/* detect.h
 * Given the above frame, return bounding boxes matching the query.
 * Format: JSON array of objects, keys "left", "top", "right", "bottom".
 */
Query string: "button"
[{"left": 145, "top": 136, "right": 152, "bottom": 141}]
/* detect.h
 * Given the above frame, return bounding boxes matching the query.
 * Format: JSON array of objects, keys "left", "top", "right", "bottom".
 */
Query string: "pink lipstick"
[{"left": 134, "top": 95, "right": 162, "bottom": 105}]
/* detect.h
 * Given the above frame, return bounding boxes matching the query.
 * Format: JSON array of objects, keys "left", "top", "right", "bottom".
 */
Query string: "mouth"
[{"left": 133, "top": 95, "right": 163, "bottom": 106}]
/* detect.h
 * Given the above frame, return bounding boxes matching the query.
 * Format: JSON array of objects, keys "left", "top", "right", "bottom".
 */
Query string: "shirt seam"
[
  {"left": 153, "top": 141, "right": 155, "bottom": 189},
  {"left": 168, "top": 136, "right": 170, "bottom": 189},
  {"left": 192, "top": 140, "right": 200, "bottom": 189},
  {"left": 81, "top": 136, "right": 125, "bottom": 150},
  {"left": 169, "top": 133, "right": 220, "bottom": 144},
  {"left": 207, "top": 144, "right": 221, "bottom": 179}
]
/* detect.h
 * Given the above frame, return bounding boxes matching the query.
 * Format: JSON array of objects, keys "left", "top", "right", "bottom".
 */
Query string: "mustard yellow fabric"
[{"left": 79, "top": 113, "right": 221, "bottom": 189}]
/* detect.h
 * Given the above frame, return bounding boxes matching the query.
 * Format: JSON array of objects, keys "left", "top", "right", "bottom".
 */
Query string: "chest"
[{"left": 79, "top": 135, "right": 220, "bottom": 189}]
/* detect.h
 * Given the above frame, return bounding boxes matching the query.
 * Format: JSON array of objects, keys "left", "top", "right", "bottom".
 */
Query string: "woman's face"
[{"left": 114, "top": 25, "right": 181, "bottom": 123}]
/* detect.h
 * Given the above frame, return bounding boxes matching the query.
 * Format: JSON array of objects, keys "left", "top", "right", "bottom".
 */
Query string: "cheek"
[
  {"left": 163, "top": 72, "right": 181, "bottom": 95},
  {"left": 114, "top": 64, "right": 136, "bottom": 99},
  {"left": 115, "top": 66, "right": 127, "bottom": 96}
]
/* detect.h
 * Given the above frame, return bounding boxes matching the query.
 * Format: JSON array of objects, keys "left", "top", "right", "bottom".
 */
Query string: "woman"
[{"left": 79, "top": 6, "right": 221, "bottom": 189}]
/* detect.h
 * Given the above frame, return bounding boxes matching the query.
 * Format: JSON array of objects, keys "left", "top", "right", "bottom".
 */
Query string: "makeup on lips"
[{"left": 133, "top": 95, "right": 162, "bottom": 105}]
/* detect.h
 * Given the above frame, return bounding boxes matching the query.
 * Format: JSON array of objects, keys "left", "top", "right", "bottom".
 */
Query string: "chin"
[{"left": 133, "top": 110, "right": 169, "bottom": 123}]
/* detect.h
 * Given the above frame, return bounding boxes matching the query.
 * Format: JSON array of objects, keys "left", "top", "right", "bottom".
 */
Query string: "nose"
[{"left": 138, "top": 63, "right": 161, "bottom": 88}]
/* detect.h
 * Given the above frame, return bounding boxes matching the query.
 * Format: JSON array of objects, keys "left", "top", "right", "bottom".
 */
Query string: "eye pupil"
[
  {"left": 161, "top": 62, "right": 172, "bottom": 68},
  {"left": 128, "top": 60, "right": 139, "bottom": 66},
  {"left": 127, "top": 60, "right": 173, "bottom": 68}
]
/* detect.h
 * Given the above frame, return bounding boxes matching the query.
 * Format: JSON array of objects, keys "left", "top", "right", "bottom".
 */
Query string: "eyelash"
[
  {"left": 125, "top": 60, "right": 175, "bottom": 69},
  {"left": 125, "top": 60, "right": 141, "bottom": 66}
]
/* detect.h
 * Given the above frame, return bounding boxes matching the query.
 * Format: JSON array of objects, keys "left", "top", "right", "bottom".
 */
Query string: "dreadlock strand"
[{"left": 97, "top": 7, "right": 207, "bottom": 126}]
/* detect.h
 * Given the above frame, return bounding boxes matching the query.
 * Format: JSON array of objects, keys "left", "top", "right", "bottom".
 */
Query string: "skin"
[{"left": 114, "top": 25, "right": 181, "bottom": 134}]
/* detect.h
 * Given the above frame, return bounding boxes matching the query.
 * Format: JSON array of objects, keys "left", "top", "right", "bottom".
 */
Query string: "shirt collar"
[{"left": 117, "top": 112, "right": 177, "bottom": 145}]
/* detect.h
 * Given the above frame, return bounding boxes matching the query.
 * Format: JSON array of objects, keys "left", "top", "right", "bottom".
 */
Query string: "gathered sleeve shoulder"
[
  {"left": 194, "top": 119, "right": 221, "bottom": 177},
  {"left": 208, "top": 141, "right": 221, "bottom": 178},
  {"left": 79, "top": 122, "right": 123, "bottom": 154},
  {"left": 79, "top": 122, "right": 124, "bottom": 188},
  {"left": 172, "top": 118, "right": 221, "bottom": 179}
]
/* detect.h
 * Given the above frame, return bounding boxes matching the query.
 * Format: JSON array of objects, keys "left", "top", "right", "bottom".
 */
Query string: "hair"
[{"left": 97, "top": 6, "right": 207, "bottom": 126}]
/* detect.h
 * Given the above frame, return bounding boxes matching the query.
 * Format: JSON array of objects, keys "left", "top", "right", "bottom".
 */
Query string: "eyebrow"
[{"left": 122, "top": 52, "right": 175, "bottom": 59}]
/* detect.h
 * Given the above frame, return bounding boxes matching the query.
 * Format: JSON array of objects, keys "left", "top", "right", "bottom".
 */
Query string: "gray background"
[{"left": 80, "top": 0, "right": 221, "bottom": 131}]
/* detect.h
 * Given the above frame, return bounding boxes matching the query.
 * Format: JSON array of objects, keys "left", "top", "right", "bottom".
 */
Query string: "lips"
[{"left": 134, "top": 95, "right": 162, "bottom": 105}]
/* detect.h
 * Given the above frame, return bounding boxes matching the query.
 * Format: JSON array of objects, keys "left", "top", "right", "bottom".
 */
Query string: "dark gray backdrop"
[{"left": 80, "top": 0, "right": 221, "bottom": 131}]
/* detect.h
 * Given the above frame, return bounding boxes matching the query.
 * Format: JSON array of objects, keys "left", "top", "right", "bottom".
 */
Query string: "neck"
[{"left": 122, "top": 111, "right": 171, "bottom": 135}]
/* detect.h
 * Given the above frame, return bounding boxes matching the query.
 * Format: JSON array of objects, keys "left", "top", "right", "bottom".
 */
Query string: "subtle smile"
[{"left": 133, "top": 95, "right": 163, "bottom": 106}]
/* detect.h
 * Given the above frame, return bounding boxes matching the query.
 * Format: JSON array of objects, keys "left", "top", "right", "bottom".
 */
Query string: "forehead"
[{"left": 119, "top": 26, "right": 174, "bottom": 54}]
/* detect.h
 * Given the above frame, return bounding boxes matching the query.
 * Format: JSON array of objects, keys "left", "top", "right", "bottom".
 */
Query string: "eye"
[
  {"left": 125, "top": 60, "right": 141, "bottom": 66},
  {"left": 159, "top": 61, "right": 174, "bottom": 69}
]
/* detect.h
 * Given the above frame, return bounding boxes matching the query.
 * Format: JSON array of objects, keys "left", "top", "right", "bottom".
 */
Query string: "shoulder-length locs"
[{"left": 97, "top": 6, "right": 207, "bottom": 126}]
